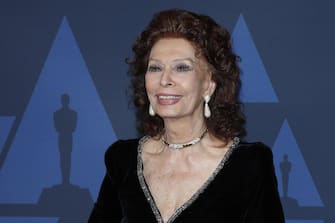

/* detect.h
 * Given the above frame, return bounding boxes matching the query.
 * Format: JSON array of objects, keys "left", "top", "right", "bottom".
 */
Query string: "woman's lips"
[{"left": 156, "top": 94, "right": 182, "bottom": 105}]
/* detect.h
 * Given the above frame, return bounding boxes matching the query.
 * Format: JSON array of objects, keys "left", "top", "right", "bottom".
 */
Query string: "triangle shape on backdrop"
[
  {"left": 0, "top": 17, "right": 117, "bottom": 203},
  {"left": 232, "top": 14, "right": 278, "bottom": 103},
  {"left": 272, "top": 119, "right": 323, "bottom": 206},
  {"left": 0, "top": 116, "right": 15, "bottom": 155}
]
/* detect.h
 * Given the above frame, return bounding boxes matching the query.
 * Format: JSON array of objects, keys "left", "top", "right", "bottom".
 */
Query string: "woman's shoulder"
[
  {"left": 103, "top": 137, "right": 147, "bottom": 179},
  {"left": 105, "top": 138, "right": 140, "bottom": 159},
  {"left": 234, "top": 140, "right": 272, "bottom": 154},
  {"left": 230, "top": 140, "right": 274, "bottom": 167}
]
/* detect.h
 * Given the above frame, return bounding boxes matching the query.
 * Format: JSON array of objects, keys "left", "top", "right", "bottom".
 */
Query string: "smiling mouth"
[
  {"left": 156, "top": 94, "right": 182, "bottom": 105},
  {"left": 158, "top": 95, "right": 182, "bottom": 99}
]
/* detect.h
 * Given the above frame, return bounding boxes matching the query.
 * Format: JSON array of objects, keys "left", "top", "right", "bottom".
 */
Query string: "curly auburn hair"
[{"left": 128, "top": 9, "right": 246, "bottom": 140}]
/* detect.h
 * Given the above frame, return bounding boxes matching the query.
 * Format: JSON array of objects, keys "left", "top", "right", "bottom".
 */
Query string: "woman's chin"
[{"left": 156, "top": 112, "right": 183, "bottom": 119}]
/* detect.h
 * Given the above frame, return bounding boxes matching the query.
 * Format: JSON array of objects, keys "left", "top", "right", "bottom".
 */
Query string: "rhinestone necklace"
[{"left": 161, "top": 129, "right": 208, "bottom": 149}]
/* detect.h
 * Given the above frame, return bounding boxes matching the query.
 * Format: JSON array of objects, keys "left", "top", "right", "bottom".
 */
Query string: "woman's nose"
[{"left": 160, "top": 69, "right": 174, "bottom": 87}]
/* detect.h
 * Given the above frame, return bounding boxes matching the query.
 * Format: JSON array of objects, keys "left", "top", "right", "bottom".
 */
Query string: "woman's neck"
[{"left": 162, "top": 117, "right": 207, "bottom": 144}]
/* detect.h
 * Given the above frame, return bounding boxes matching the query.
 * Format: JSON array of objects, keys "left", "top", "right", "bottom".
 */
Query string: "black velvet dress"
[{"left": 88, "top": 137, "right": 285, "bottom": 223}]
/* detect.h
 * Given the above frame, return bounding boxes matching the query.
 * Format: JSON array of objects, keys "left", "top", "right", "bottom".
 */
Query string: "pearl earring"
[
  {"left": 204, "top": 95, "right": 211, "bottom": 118},
  {"left": 149, "top": 104, "right": 155, "bottom": 116}
]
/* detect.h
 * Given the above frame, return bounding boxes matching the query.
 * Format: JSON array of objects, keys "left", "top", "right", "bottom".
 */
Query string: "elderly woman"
[{"left": 88, "top": 9, "right": 285, "bottom": 223}]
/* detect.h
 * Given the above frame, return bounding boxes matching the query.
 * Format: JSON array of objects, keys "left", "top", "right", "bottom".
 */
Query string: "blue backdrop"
[{"left": 0, "top": 0, "right": 334, "bottom": 222}]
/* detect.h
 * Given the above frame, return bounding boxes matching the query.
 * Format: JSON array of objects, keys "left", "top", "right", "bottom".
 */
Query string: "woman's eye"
[
  {"left": 175, "top": 64, "right": 192, "bottom": 72},
  {"left": 147, "top": 65, "right": 162, "bottom": 72}
]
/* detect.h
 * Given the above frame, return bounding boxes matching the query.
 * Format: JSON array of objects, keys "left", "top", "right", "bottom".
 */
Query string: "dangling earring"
[
  {"left": 149, "top": 104, "right": 155, "bottom": 116},
  {"left": 204, "top": 95, "right": 211, "bottom": 118}
]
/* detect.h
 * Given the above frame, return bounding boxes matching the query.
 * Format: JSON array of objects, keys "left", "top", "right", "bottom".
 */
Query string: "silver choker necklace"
[{"left": 161, "top": 129, "right": 208, "bottom": 149}]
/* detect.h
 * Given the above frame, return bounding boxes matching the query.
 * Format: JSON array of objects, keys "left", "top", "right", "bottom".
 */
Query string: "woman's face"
[{"left": 145, "top": 38, "right": 216, "bottom": 120}]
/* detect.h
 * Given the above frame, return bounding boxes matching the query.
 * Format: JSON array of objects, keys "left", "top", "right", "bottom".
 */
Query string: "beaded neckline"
[{"left": 137, "top": 136, "right": 240, "bottom": 223}]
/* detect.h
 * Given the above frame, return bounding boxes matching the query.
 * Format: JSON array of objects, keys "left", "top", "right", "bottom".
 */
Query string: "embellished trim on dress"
[{"left": 137, "top": 136, "right": 240, "bottom": 223}]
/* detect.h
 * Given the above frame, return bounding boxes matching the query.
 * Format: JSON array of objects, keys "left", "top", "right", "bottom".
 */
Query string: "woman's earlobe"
[{"left": 209, "top": 80, "right": 216, "bottom": 95}]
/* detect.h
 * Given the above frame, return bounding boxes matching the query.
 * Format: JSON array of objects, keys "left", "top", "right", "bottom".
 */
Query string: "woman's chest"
[
  {"left": 142, "top": 159, "right": 232, "bottom": 222},
  {"left": 145, "top": 169, "right": 210, "bottom": 207}
]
